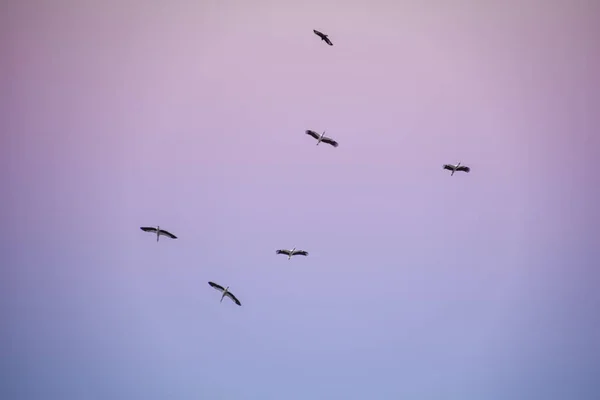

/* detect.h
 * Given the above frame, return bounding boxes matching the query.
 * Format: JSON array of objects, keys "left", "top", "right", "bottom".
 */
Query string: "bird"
[
  {"left": 305, "top": 130, "right": 339, "bottom": 147},
  {"left": 208, "top": 282, "right": 241, "bottom": 306},
  {"left": 140, "top": 226, "right": 178, "bottom": 242},
  {"left": 313, "top": 29, "right": 333, "bottom": 46},
  {"left": 276, "top": 247, "right": 309, "bottom": 260},
  {"left": 443, "top": 162, "right": 471, "bottom": 176}
]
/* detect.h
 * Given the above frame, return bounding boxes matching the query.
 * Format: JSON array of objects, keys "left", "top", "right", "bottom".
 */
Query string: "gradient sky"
[{"left": 1, "top": 1, "right": 599, "bottom": 399}]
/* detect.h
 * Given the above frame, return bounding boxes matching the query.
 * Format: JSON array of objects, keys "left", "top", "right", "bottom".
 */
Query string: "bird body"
[
  {"left": 140, "top": 226, "right": 178, "bottom": 241},
  {"left": 276, "top": 247, "right": 309, "bottom": 260},
  {"left": 208, "top": 282, "right": 242, "bottom": 306},
  {"left": 313, "top": 29, "right": 333, "bottom": 46},
  {"left": 305, "top": 130, "right": 338, "bottom": 147},
  {"left": 221, "top": 287, "right": 228, "bottom": 303},
  {"left": 443, "top": 162, "right": 470, "bottom": 176}
]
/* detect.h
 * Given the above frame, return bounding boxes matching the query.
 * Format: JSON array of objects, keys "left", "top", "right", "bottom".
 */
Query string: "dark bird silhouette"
[
  {"left": 313, "top": 29, "right": 333, "bottom": 46},
  {"left": 305, "top": 130, "right": 339, "bottom": 147},
  {"left": 276, "top": 247, "right": 309, "bottom": 260},
  {"left": 140, "top": 226, "right": 178, "bottom": 241},
  {"left": 208, "top": 282, "right": 242, "bottom": 306},
  {"left": 443, "top": 162, "right": 471, "bottom": 176}
]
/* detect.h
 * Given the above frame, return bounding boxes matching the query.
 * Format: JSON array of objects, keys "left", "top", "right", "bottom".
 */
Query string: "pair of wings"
[
  {"left": 276, "top": 249, "right": 309, "bottom": 257},
  {"left": 140, "top": 226, "right": 178, "bottom": 239},
  {"left": 313, "top": 30, "right": 333, "bottom": 46},
  {"left": 443, "top": 165, "right": 471, "bottom": 173},
  {"left": 305, "top": 130, "right": 339, "bottom": 147},
  {"left": 208, "top": 282, "right": 242, "bottom": 306}
]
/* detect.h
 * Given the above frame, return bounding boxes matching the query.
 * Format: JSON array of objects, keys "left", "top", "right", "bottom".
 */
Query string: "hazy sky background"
[{"left": 1, "top": 1, "right": 599, "bottom": 399}]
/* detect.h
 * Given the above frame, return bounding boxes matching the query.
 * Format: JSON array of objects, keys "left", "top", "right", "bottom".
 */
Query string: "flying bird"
[
  {"left": 305, "top": 130, "right": 339, "bottom": 147},
  {"left": 443, "top": 162, "right": 471, "bottom": 176},
  {"left": 208, "top": 282, "right": 242, "bottom": 306},
  {"left": 140, "top": 226, "right": 177, "bottom": 242},
  {"left": 276, "top": 247, "right": 309, "bottom": 260},
  {"left": 313, "top": 29, "right": 333, "bottom": 46}
]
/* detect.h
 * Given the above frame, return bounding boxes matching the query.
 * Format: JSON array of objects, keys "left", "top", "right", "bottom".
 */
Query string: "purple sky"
[{"left": 2, "top": 1, "right": 599, "bottom": 399}]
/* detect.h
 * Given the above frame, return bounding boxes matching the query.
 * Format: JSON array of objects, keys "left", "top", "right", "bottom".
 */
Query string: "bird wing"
[
  {"left": 158, "top": 229, "right": 177, "bottom": 239},
  {"left": 443, "top": 164, "right": 455, "bottom": 171},
  {"left": 321, "top": 137, "right": 338, "bottom": 147},
  {"left": 292, "top": 250, "right": 309, "bottom": 256},
  {"left": 140, "top": 226, "right": 158, "bottom": 233},
  {"left": 313, "top": 29, "right": 324, "bottom": 37},
  {"left": 225, "top": 292, "right": 242, "bottom": 306},
  {"left": 305, "top": 130, "right": 320, "bottom": 140},
  {"left": 324, "top": 37, "right": 333, "bottom": 46},
  {"left": 457, "top": 166, "right": 470, "bottom": 173},
  {"left": 276, "top": 249, "right": 292, "bottom": 256},
  {"left": 208, "top": 282, "right": 225, "bottom": 293}
]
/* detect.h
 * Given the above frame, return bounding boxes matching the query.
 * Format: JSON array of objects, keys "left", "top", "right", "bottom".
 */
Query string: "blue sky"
[{"left": 1, "top": 1, "right": 599, "bottom": 399}]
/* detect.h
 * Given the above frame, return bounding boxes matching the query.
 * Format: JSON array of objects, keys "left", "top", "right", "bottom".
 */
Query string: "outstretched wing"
[
  {"left": 292, "top": 250, "right": 309, "bottom": 257},
  {"left": 443, "top": 164, "right": 455, "bottom": 171},
  {"left": 457, "top": 166, "right": 470, "bottom": 173},
  {"left": 225, "top": 292, "right": 242, "bottom": 306},
  {"left": 305, "top": 130, "right": 320, "bottom": 140},
  {"left": 208, "top": 281, "right": 225, "bottom": 293},
  {"left": 313, "top": 29, "right": 324, "bottom": 38},
  {"left": 323, "top": 36, "right": 333, "bottom": 46},
  {"left": 158, "top": 229, "right": 177, "bottom": 239},
  {"left": 140, "top": 226, "right": 158, "bottom": 233},
  {"left": 276, "top": 249, "right": 292, "bottom": 256},
  {"left": 321, "top": 137, "right": 338, "bottom": 147}
]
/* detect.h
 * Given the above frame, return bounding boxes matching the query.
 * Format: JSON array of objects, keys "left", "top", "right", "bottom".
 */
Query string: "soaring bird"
[
  {"left": 208, "top": 282, "right": 242, "bottom": 306},
  {"left": 305, "top": 130, "right": 339, "bottom": 147},
  {"left": 140, "top": 226, "right": 178, "bottom": 241},
  {"left": 313, "top": 29, "right": 333, "bottom": 46},
  {"left": 443, "top": 162, "right": 471, "bottom": 176},
  {"left": 276, "top": 247, "right": 309, "bottom": 260}
]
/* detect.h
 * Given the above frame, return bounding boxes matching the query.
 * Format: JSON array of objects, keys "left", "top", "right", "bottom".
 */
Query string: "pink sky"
[{"left": 2, "top": 1, "right": 599, "bottom": 399}]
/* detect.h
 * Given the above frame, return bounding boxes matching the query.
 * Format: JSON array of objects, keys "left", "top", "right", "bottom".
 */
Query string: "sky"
[{"left": 1, "top": 0, "right": 599, "bottom": 399}]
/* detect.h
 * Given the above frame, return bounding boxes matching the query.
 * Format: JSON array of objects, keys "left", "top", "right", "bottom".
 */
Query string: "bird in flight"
[
  {"left": 443, "top": 162, "right": 471, "bottom": 176},
  {"left": 276, "top": 247, "right": 309, "bottom": 260},
  {"left": 305, "top": 130, "right": 339, "bottom": 147},
  {"left": 140, "top": 226, "right": 177, "bottom": 242},
  {"left": 313, "top": 29, "right": 333, "bottom": 46},
  {"left": 208, "top": 282, "right": 242, "bottom": 306}
]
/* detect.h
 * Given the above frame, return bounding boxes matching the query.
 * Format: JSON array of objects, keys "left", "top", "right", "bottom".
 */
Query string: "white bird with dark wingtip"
[
  {"left": 140, "top": 226, "right": 178, "bottom": 242},
  {"left": 276, "top": 247, "right": 309, "bottom": 260},
  {"left": 208, "top": 282, "right": 241, "bottom": 306},
  {"left": 443, "top": 162, "right": 471, "bottom": 176},
  {"left": 305, "top": 130, "right": 338, "bottom": 147},
  {"left": 313, "top": 29, "right": 333, "bottom": 46}
]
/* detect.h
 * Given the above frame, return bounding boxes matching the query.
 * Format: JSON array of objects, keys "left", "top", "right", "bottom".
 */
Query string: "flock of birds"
[{"left": 140, "top": 29, "right": 472, "bottom": 307}]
